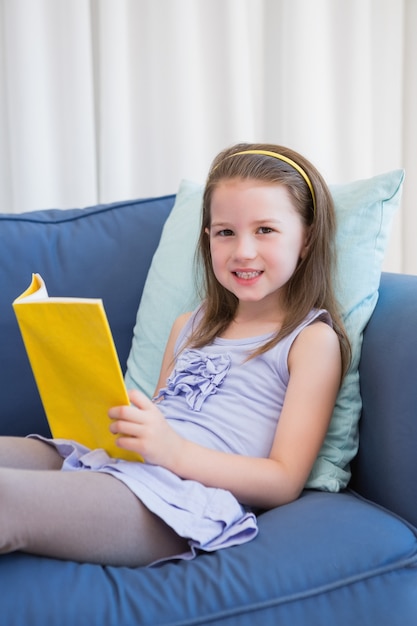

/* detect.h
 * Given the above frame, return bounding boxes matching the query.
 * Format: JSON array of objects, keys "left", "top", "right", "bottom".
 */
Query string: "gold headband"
[{"left": 226, "top": 149, "right": 316, "bottom": 215}]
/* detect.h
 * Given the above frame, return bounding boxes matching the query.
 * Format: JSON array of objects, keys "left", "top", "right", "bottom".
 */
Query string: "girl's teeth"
[{"left": 237, "top": 271, "right": 259, "bottom": 279}]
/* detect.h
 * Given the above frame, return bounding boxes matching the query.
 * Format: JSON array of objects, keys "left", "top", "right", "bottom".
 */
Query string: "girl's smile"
[
  {"left": 233, "top": 269, "right": 263, "bottom": 284},
  {"left": 207, "top": 179, "right": 309, "bottom": 317}
]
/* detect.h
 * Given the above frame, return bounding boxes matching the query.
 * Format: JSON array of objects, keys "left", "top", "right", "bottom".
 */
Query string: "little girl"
[{"left": 0, "top": 143, "right": 350, "bottom": 567}]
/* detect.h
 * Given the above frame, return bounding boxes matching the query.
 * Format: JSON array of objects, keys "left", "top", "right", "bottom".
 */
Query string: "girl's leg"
[
  {"left": 0, "top": 467, "right": 189, "bottom": 566},
  {"left": 0, "top": 437, "right": 63, "bottom": 470}
]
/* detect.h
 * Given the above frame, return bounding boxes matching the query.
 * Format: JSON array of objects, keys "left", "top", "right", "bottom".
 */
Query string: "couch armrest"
[{"left": 352, "top": 272, "right": 417, "bottom": 526}]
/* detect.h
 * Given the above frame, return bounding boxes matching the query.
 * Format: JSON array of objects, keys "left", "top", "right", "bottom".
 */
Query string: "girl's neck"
[{"left": 220, "top": 302, "right": 286, "bottom": 340}]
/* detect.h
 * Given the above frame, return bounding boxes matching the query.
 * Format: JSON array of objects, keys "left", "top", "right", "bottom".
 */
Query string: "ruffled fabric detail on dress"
[{"left": 155, "top": 349, "right": 232, "bottom": 411}]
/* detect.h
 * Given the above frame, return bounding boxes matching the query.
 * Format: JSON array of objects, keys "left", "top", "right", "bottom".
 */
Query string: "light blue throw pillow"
[
  {"left": 124, "top": 180, "right": 202, "bottom": 396},
  {"left": 125, "top": 171, "right": 404, "bottom": 491}
]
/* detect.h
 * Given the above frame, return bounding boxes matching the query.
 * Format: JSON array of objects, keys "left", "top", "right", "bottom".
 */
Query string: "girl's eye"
[
  {"left": 217, "top": 229, "right": 234, "bottom": 237},
  {"left": 257, "top": 226, "right": 273, "bottom": 234}
]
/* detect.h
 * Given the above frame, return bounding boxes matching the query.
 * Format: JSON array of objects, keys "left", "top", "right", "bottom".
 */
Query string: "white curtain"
[{"left": 0, "top": 0, "right": 415, "bottom": 273}]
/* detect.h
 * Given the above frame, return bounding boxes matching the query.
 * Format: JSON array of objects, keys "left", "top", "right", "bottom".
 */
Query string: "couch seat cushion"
[{"left": 1, "top": 491, "right": 416, "bottom": 626}]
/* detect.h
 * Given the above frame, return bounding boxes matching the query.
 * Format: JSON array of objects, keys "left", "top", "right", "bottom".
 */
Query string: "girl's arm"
[{"left": 110, "top": 320, "right": 342, "bottom": 510}]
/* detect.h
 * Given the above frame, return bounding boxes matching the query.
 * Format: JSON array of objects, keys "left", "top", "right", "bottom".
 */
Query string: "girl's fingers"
[
  {"left": 108, "top": 389, "right": 153, "bottom": 421},
  {"left": 110, "top": 419, "right": 140, "bottom": 437},
  {"left": 128, "top": 388, "right": 153, "bottom": 409},
  {"left": 109, "top": 401, "right": 150, "bottom": 424}
]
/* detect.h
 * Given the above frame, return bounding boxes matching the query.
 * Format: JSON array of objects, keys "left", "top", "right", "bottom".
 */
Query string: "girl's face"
[{"left": 207, "top": 178, "right": 310, "bottom": 317}]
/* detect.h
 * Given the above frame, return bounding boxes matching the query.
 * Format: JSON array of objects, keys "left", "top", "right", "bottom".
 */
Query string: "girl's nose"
[{"left": 233, "top": 235, "right": 257, "bottom": 260}]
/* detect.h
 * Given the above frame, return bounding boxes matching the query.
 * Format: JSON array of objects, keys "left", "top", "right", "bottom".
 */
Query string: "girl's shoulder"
[
  {"left": 288, "top": 310, "right": 340, "bottom": 374},
  {"left": 173, "top": 310, "right": 194, "bottom": 331},
  {"left": 276, "top": 309, "right": 333, "bottom": 349},
  {"left": 172, "top": 304, "right": 205, "bottom": 350}
]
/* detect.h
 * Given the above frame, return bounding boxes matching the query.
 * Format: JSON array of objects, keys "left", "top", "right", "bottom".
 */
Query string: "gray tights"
[{"left": 0, "top": 437, "right": 188, "bottom": 566}]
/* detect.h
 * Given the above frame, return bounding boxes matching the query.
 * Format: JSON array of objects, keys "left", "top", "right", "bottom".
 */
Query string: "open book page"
[{"left": 13, "top": 274, "right": 142, "bottom": 462}]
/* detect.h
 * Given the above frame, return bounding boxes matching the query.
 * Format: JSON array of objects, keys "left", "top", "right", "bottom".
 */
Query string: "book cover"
[{"left": 13, "top": 273, "right": 142, "bottom": 462}]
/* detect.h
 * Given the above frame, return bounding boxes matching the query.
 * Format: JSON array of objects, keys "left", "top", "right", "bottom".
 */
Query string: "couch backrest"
[
  {"left": 353, "top": 272, "right": 417, "bottom": 527},
  {"left": 2, "top": 197, "right": 416, "bottom": 527},
  {"left": 0, "top": 195, "right": 175, "bottom": 436}
]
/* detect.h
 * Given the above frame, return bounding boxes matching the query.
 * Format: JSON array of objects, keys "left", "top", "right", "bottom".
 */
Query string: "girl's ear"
[
  {"left": 204, "top": 227, "right": 210, "bottom": 235},
  {"left": 300, "top": 226, "right": 313, "bottom": 260}
]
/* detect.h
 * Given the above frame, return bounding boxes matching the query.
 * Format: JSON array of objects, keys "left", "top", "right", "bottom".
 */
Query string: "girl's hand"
[{"left": 108, "top": 389, "right": 183, "bottom": 468}]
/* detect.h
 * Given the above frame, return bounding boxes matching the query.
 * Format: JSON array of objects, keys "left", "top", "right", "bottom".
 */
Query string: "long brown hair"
[{"left": 188, "top": 142, "right": 351, "bottom": 377}]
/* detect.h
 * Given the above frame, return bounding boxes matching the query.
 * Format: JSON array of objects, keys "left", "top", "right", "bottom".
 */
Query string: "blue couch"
[{"left": 1, "top": 194, "right": 416, "bottom": 626}]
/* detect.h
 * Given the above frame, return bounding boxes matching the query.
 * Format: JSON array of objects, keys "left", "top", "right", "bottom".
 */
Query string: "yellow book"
[{"left": 13, "top": 273, "right": 142, "bottom": 462}]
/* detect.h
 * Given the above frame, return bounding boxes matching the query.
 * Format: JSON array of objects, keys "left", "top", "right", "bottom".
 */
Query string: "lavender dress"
[{"left": 32, "top": 307, "right": 331, "bottom": 562}]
